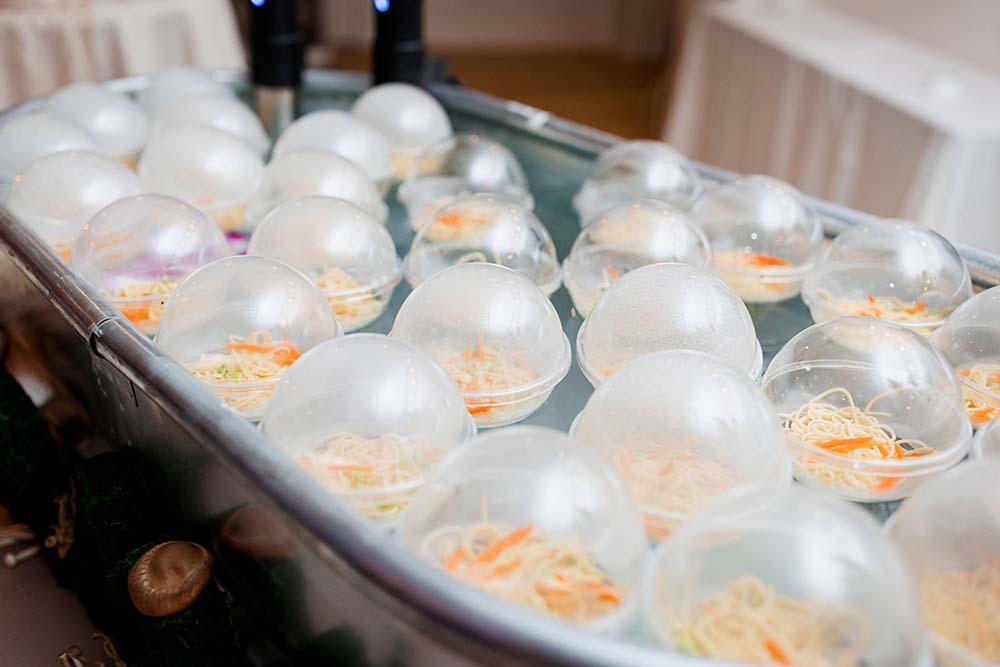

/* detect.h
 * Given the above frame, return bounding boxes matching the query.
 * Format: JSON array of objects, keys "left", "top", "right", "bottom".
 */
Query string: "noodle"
[
  {"left": 780, "top": 387, "right": 935, "bottom": 493},
  {"left": 437, "top": 341, "right": 539, "bottom": 426},
  {"left": 183, "top": 330, "right": 300, "bottom": 414},
  {"left": 919, "top": 558, "right": 1000, "bottom": 663},
  {"left": 298, "top": 432, "right": 440, "bottom": 518},
  {"left": 104, "top": 276, "right": 177, "bottom": 334},
  {"left": 671, "top": 575, "right": 867, "bottom": 666},
  {"left": 315, "top": 266, "right": 387, "bottom": 331},
  {"left": 714, "top": 250, "right": 798, "bottom": 303},
  {"left": 421, "top": 201, "right": 494, "bottom": 241},
  {"left": 815, "top": 288, "right": 953, "bottom": 327},
  {"left": 958, "top": 364, "right": 1000, "bottom": 426}
]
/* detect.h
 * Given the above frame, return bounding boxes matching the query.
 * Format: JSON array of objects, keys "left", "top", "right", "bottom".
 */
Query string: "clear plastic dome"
[
  {"left": 261, "top": 334, "right": 475, "bottom": 521},
  {"left": 138, "top": 123, "right": 264, "bottom": 233},
  {"left": 397, "top": 133, "right": 533, "bottom": 231},
  {"left": 150, "top": 94, "right": 270, "bottom": 157},
  {"left": 392, "top": 263, "right": 571, "bottom": 428},
  {"left": 45, "top": 83, "right": 148, "bottom": 163},
  {"left": 5, "top": 150, "right": 142, "bottom": 259},
  {"left": 0, "top": 111, "right": 99, "bottom": 187},
  {"left": 351, "top": 83, "right": 452, "bottom": 178},
  {"left": 397, "top": 426, "right": 648, "bottom": 634},
  {"left": 272, "top": 109, "right": 394, "bottom": 186},
  {"left": 973, "top": 413, "right": 1000, "bottom": 459},
  {"left": 572, "top": 350, "right": 790, "bottom": 541},
  {"left": 138, "top": 67, "right": 234, "bottom": 117},
  {"left": 577, "top": 263, "right": 762, "bottom": 387},
  {"left": 155, "top": 255, "right": 341, "bottom": 420},
  {"left": 762, "top": 317, "right": 972, "bottom": 502},
  {"left": 802, "top": 219, "right": 973, "bottom": 336},
  {"left": 643, "top": 484, "right": 930, "bottom": 666},
  {"left": 244, "top": 150, "right": 388, "bottom": 230},
  {"left": 573, "top": 141, "right": 702, "bottom": 225},
  {"left": 931, "top": 285, "right": 1000, "bottom": 429},
  {"left": 403, "top": 194, "right": 560, "bottom": 295},
  {"left": 247, "top": 196, "right": 402, "bottom": 332},
  {"left": 691, "top": 175, "right": 823, "bottom": 303},
  {"left": 71, "top": 194, "right": 229, "bottom": 336},
  {"left": 563, "top": 199, "right": 712, "bottom": 317},
  {"left": 888, "top": 460, "right": 1000, "bottom": 666}
]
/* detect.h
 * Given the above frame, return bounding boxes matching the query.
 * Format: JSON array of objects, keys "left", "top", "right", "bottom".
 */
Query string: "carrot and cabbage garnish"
[
  {"left": 713, "top": 249, "right": 798, "bottom": 302},
  {"left": 815, "top": 288, "right": 953, "bottom": 327},
  {"left": 438, "top": 339, "right": 537, "bottom": 425},
  {"left": 957, "top": 363, "right": 1000, "bottom": 426}
]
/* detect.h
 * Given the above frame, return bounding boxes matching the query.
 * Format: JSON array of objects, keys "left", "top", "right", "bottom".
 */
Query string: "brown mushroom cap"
[
  {"left": 220, "top": 505, "right": 296, "bottom": 560},
  {"left": 128, "top": 541, "right": 213, "bottom": 617}
]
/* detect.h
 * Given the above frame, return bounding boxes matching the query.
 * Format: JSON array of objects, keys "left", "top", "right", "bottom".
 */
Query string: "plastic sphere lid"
[
  {"left": 5, "top": 150, "right": 143, "bottom": 249},
  {"left": 643, "top": 484, "right": 930, "bottom": 666},
  {"left": 45, "top": 83, "right": 148, "bottom": 158},
  {"left": 138, "top": 67, "right": 234, "bottom": 117},
  {"left": 245, "top": 150, "right": 388, "bottom": 229},
  {"left": 351, "top": 82, "right": 452, "bottom": 154},
  {"left": 396, "top": 426, "right": 648, "bottom": 632},
  {"left": 0, "top": 111, "right": 99, "bottom": 184},
  {"left": 403, "top": 194, "right": 561, "bottom": 295},
  {"left": 272, "top": 110, "right": 394, "bottom": 184},
  {"left": 973, "top": 410, "right": 1000, "bottom": 458},
  {"left": 577, "top": 263, "right": 762, "bottom": 386},
  {"left": 150, "top": 94, "right": 270, "bottom": 156},
  {"left": 573, "top": 141, "right": 701, "bottom": 224}
]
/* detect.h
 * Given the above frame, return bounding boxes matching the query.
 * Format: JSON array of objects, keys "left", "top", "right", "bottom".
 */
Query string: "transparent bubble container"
[
  {"left": 45, "top": 83, "right": 148, "bottom": 164},
  {"left": 0, "top": 111, "right": 99, "bottom": 188},
  {"left": 138, "top": 123, "right": 264, "bottom": 233},
  {"left": 802, "top": 219, "right": 973, "bottom": 336},
  {"left": 643, "top": 484, "right": 930, "bottom": 666},
  {"left": 247, "top": 196, "right": 402, "bottom": 332},
  {"left": 396, "top": 426, "right": 648, "bottom": 634},
  {"left": 272, "top": 109, "right": 394, "bottom": 187},
  {"left": 888, "top": 460, "right": 1000, "bottom": 667},
  {"left": 403, "top": 194, "right": 560, "bottom": 295},
  {"left": 150, "top": 94, "right": 270, "bottom": 157},
  {"left": 392, "top": 263, "right": 571, "bottom": 428},
  {"left": 571, "top": 350, "right": 790, "bottom": 541},
  {"left": 691, "top": 175, "right": 823, "bottom": 304},
  {"left": 931, "top": 285, "right": 1000, "bottom": 429},
  {"left": 576, "top": 263, "right": 762, "bottom": 387},
  {"left": 4, "top": 150, "right": 142, "bottom": 259},
  {"left": 155, "top": 255, "right": 341, "bottom": 421},
  {"left": 261, "top": 334, "right": 475, "bottom": 522},
  {"left": 244, "top": 150, "right": 388, "bottom": 231},
  {"left": 572, "top": 141, "right": 701, "bottom": 225},
  {"left": 71, "top": 194, "right": 230, "bottom": 336},
  {"left": 351, "top": 83, "right": 453, "bottom": 178},
  {"left": 562, "top": 200, "right": 711, "bottom": 317},
  {"left": 137, "top": 67, "right": 234, "bottom": 117},
  {"left": 397, "top": 133, "right": 533, "bottom": 232},
  {"left": 761, "top": 317, "right": 972, "bottom": 503},
  {"left": 973, "top": 414, "right": 1000, "bottom": 459}
]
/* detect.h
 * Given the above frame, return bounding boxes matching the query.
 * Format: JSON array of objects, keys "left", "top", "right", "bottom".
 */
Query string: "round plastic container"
[
  {"left": 888, "top": 460, "right": 1000, "bottom": 667},
  {"left": 397, "top": 426, "right": 648, "bottom": 634},
  {"left": 155, "top": 255, "right": 341, "bottom": 420},
  {"left": 45, "top": 83, "right": 148, "bottom": 165},
  {"left": 137, "top": 67, "right": 234, "bottom": 117},
  {"left": 138, "top": 123, "right": 264, "bottom": 233},
  {"left": 562, "top": 199, "right": 712, "bottom": 317},
  {"left": 572, "top": 350, "right": 790, "bottom": 541},
  {"left": 272, "top": 109, "right": 394, "bottom": 188},
  {"left": 403, "top": 194, "right": 560, "bottom": 295},
  {"left": 576, "top": 263, "right": 762, "bottom": 387},
  {"left": 762, "top": 317, "right": 972, "bottom": 503},
  {"left": 973, "top": 414, "right": 1000, "bottom": 459},
  {"left": 691, "top": 175, "right": 823, "bottom": 303},
  {"left": 71, "top": 194, "right": 230, "bottom": 336},
  {"left": 931, "top": 285, "right": 1000, "bottom": 429},
  {"left": 802, "top": 219, "right": 973, "bottom": 336},
  {"left": 261, "top": 334, "right": 475, "bottom": 521},
  {"left": 643, "top": 484, "right": 930, "bottom": 666},
  {"left": 573, "top": 141, "right": 701, "bottom": 225},
  {"left": 397, "top": 133, "right": 533, "bottom": 232},
  {"left": 0, "top": 111, "right": 99, "bottom": 188},
  {"left": 392, "top": 263, "right": 571, "bottom": 428},
  {"left": 4, "top": 150, "right": 142, "bottom": 259},
  {"left": 247, "top": 196, "right": 402, "bottom": 332},
  {"left": 244, "top": 150, "right": 388, "bottom": 231},
  {"left": 149, "top": 94, "right": 270, "bottom": 157},
  {"left": 351, "top": 83, "right": 453, "bottom": 178}
]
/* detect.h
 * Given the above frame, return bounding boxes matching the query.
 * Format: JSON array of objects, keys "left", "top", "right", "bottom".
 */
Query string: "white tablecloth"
[
  {"left": 666, "top": 0, "right": 1000, "bottom": 252},
  {"left": 0, "top": 0, "right": 244, "bottom": 109}
]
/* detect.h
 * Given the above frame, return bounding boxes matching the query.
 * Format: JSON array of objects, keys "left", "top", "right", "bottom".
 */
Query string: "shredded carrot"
[
  {"left": 659, "top": 461, "right": 674, "bottom": 476},
  {"left": 474, "top": 525, "right": 533, "bottom": 564},
  {"left": 445, "top": 547, "right": 467, "bottom": 572},
  {"left": 226, "top": 342, "right": 276, "bottom": 354},
  {"left": 905, "top": 301, "right": 926, "bottom": 315},
  {"left": 120, "top": 307, "right": 150, "bottom": 324},
  {"left": 816, "top": 436, "right": 874, "bottom": 451},
  {"left": 905, "top": 448, "right": 935, "bottom": 457},
  {"left": 867, "top": 293, "right": 876, "bottom": 304},
  {"left": 971, "top": 406, "right": 996, "bottom": 424},
  {"left": 271, "top": 341, "right": 301, "bottom": 366},
  {"left": 876, "top": 476, "right": 900, "bottom": 491},
  {"left": 465, "top": 399, "right": 495, "bottom": 415},
  {"left": 607, "top": 265, "right": 618, "bottom": 280},
  {"left": 745, "top": 253, "right": 790, "bottom": 268},
  {"left": 463, "top": 347, "right": 473, "bottom": 360},
  {"left": 324, "top": 464, "right": 372, "bottom": 473},
  {"left": 989, "top": 372, "right": 1000, "bottom": 385},
  {"left": 764, "top": 639, "right": 792, "bottom": 665},
  {"left": 960, "top": 368, "right": 971, "bottom": 377},
  {"left": 477, "top": 335, "right": 486, "bottom": 361},
  {"left": 436, "top": 213, "right": 465, "bottom": 227},
  {"left": 56, "top": 246, "right": 72, "bottom": 261},
  {"left": 485, "top": 557, "right": 523, "bottom": 580}
]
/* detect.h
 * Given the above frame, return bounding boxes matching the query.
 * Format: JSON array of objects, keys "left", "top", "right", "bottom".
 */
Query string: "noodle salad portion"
[
  {"left": 713, "top": 250, "right": 800, "bottom": 303},
  {"left": 104, "top": 276, "right": 178, "bottom": 334},
  {"left": 920, "top": 559, "right": 1000, "bottom": 664},
  {"left": 814, "top": 289, "right": 953, "bottom": 330},
  {"left": 315, "top": 266, "right": 389, "bottom": 331},
  {"left": 670, "top": 575, "right": 867, "bottom": 667},
  {"left": 958, "top": 363, "right": 1000, "bottom": 427},
  {"left": 421, "top": 203, "right": 494, "bottom": 241},
  {"left": 437, "top": 340, "right": 540, "bottom": 427}
]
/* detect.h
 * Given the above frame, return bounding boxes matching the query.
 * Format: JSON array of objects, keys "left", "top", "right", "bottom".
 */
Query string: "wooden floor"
[{"left": 333, "top": 49, "right": 667, "bottom": 139}]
